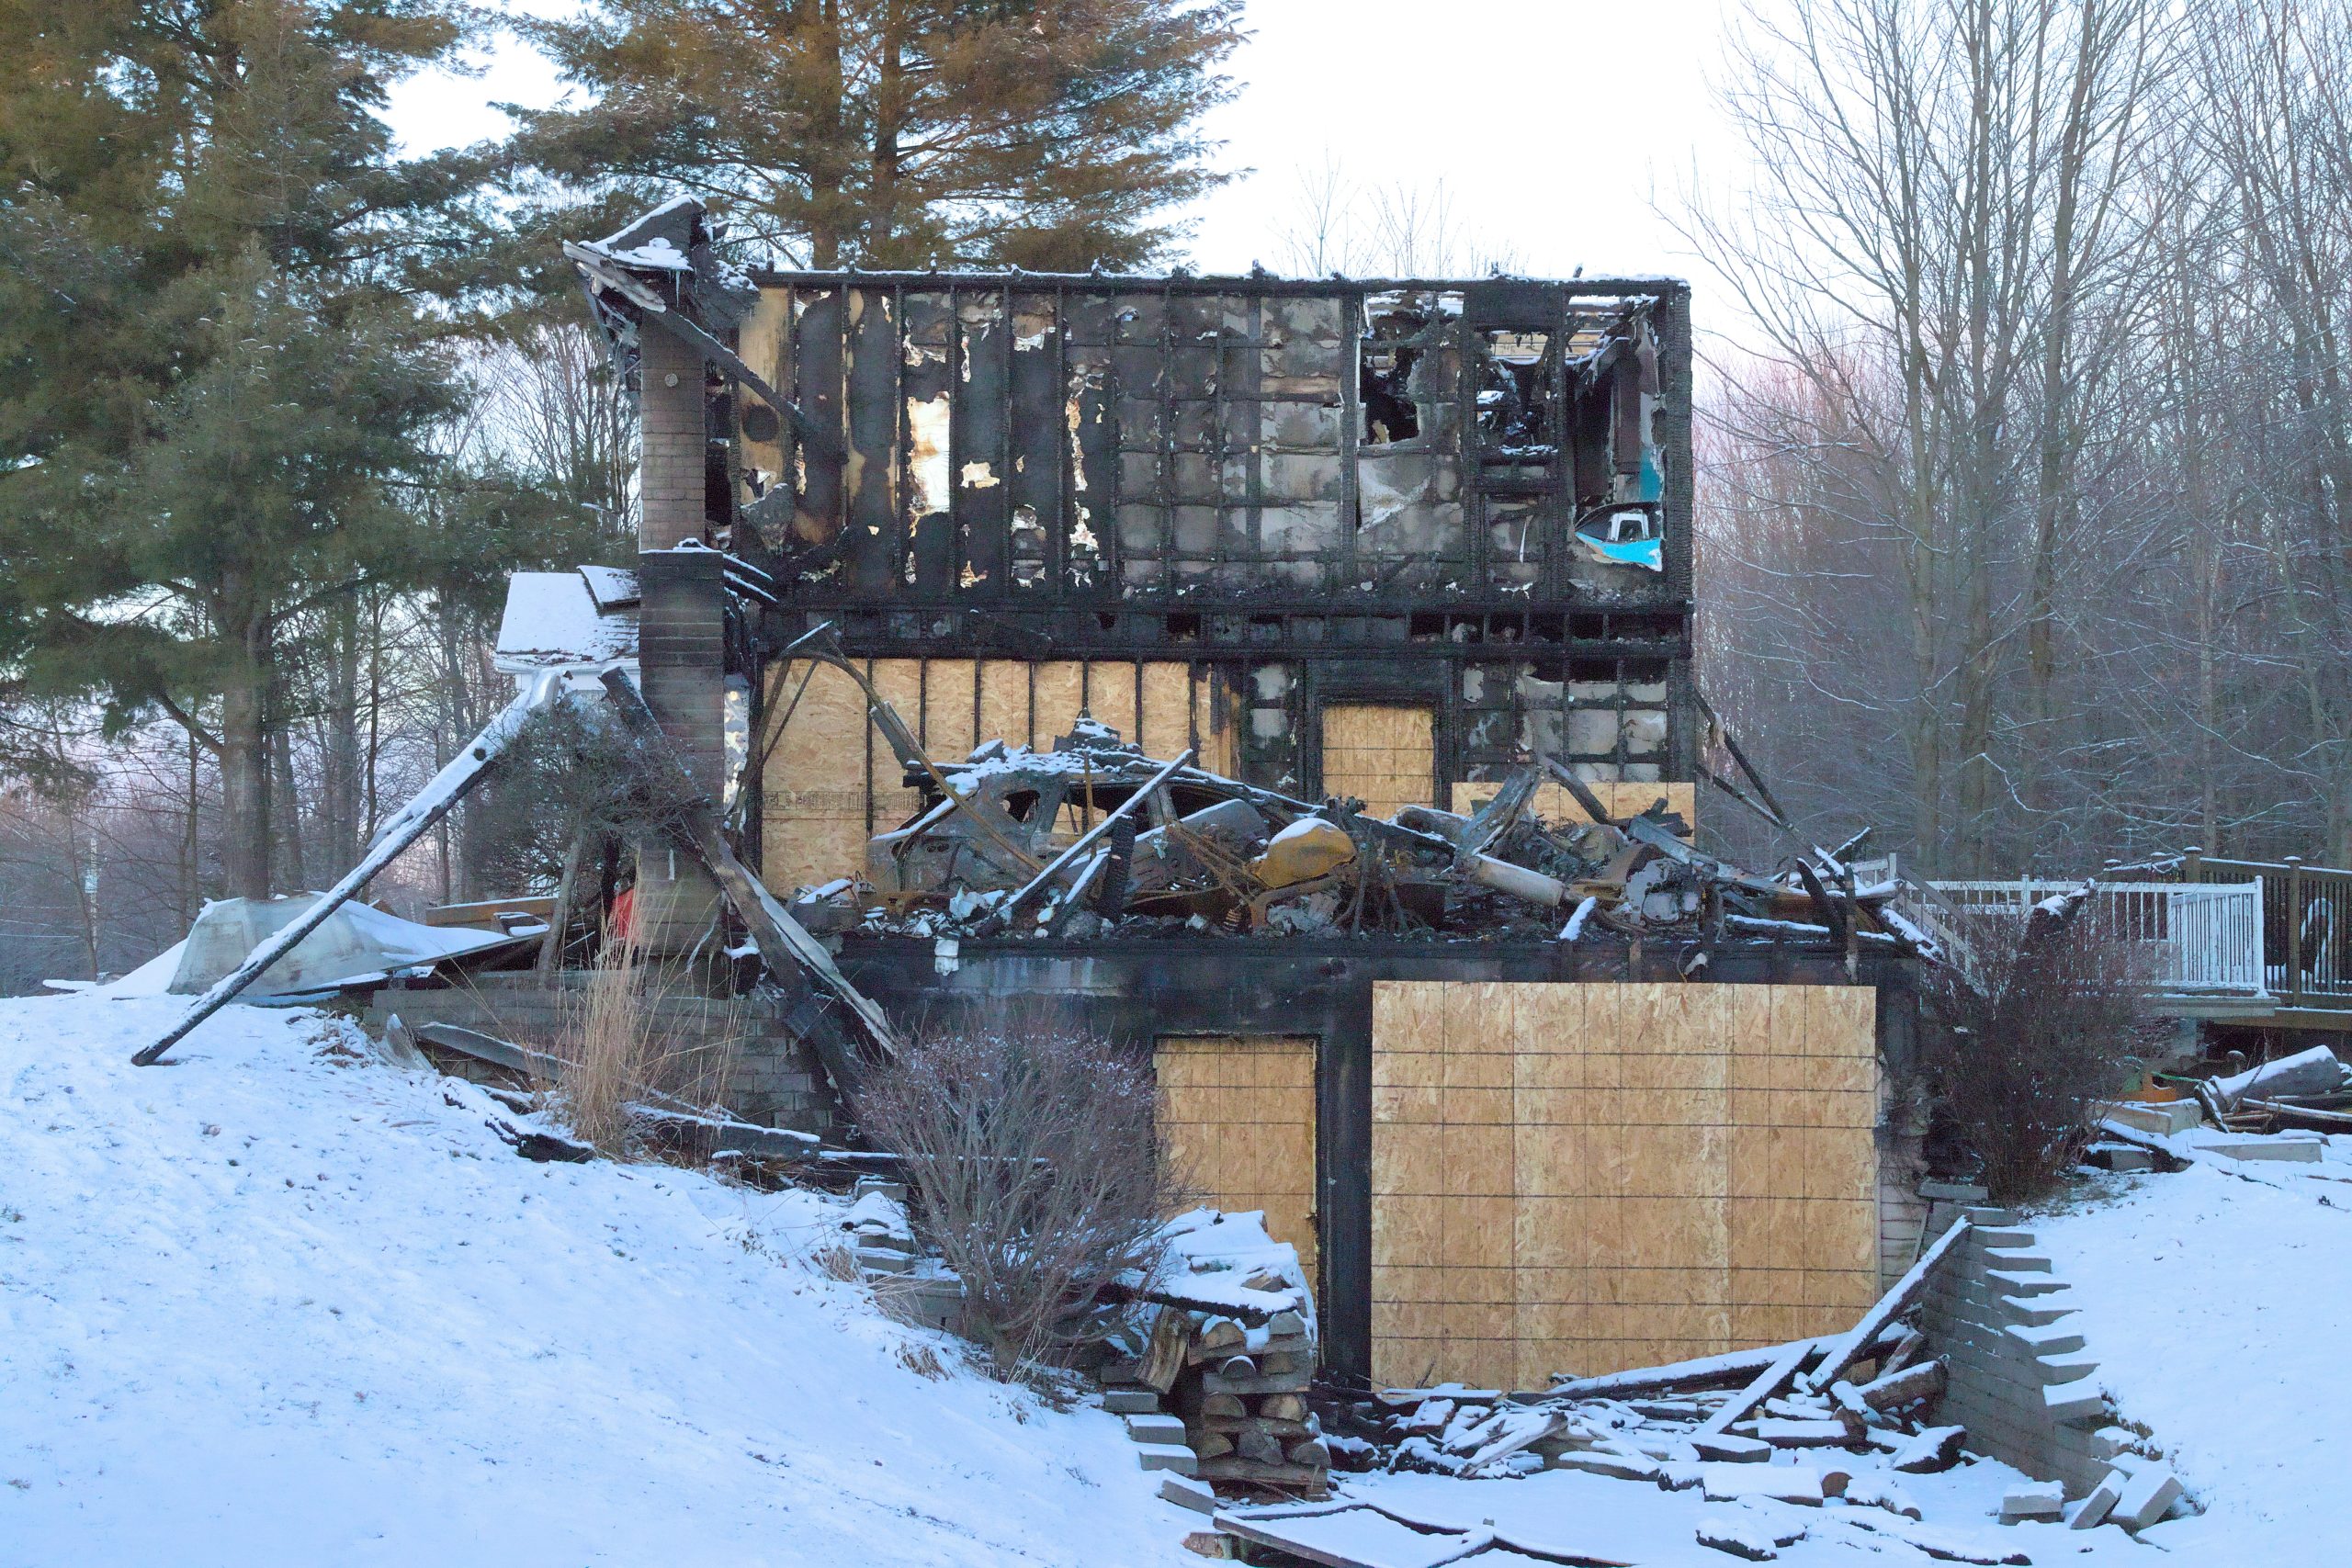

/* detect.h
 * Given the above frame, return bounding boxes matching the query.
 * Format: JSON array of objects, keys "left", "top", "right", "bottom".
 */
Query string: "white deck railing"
[{"left": 1930, "top": 879, "right": 2268, "bottom": 997}]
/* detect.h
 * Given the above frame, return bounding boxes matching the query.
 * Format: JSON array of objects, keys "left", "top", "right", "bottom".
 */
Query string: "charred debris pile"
[{"left": 790, "top": 654, "right": 1946, "bottom": 956}]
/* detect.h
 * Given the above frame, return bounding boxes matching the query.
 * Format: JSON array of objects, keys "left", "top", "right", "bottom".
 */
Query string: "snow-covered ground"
[
  {"left": 0, "top": 995, "right": 1194, "bottom": 1567},
  {"left": 2036, "top": 1156, "right": 2352, "bottom": 1563},
  {"left": 7, "top": 987, "right": 2340, "bottom": 1568}
]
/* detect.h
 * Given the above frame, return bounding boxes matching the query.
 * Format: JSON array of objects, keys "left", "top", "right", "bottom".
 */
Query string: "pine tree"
[
  {"left": 511, "top": 0, "right": 1243, "bottom": 270},
  {"left": 0, "top": 0, "right": 490, "bottom": 898}
]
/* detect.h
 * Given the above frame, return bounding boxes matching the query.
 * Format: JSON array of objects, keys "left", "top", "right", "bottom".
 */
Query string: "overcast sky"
[{"left": 382, "top": 1, "right": 1741, "bottom": 297}]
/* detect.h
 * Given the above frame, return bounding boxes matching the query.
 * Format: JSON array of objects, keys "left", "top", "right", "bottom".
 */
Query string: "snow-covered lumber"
[
  {"left": 1857, "top": 1359, "right": 1945, "bottom": 1411},
  {"left": 134, "top": 671, "right": 564, "bottom": 1066},
  {"left": 1798, "top": 1219, "right": 1973, "bottom": 1394},
  {"left": 1696, "top": 1337, "right": 1815, "bottom": 1438},
  {"left": 1543, "top": 1326, "right": 1900, "bottom": 1402}
]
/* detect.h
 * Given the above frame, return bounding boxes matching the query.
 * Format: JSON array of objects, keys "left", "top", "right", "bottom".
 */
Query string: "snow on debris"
[
  {"left": 2034, "top": 1163, "right": 2352, "bottom": 1562},
  {"left": 0, "top": 994, "right": 1195, "bottom": 1567}
]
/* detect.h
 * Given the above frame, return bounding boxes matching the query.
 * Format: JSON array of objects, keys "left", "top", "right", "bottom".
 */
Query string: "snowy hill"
[
  {"left": 0, "top": 997, "right": 1193, "bottom": 1567},
  {"left": 2036, "top": 1158, "right": 2352, "bottom": 1562}
]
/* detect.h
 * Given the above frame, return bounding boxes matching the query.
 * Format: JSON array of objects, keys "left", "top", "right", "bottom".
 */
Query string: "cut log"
[
  {"left": 1859, "top": 1360, "right": 1945, "bottom": 1412},
  {"left": 1137, "top": 1304, "right": 1191, "bottom": 1394},
  {"left": 1188, "top": 1332, "right": 1309, "bottom": 1366},
  {"left": 1198, "top": 1416, "right": 1315, "bottom": 1438},
  {"left": 1198, "top": 1316, "right": 1247, "bottom": 1353},
  {"left": 1202, "top": 1369, "right": 1313, "bottom": 1397},
  {"left": 1258, "top": 1393, "right": 1306, "bottom": 1423},
  {"left": 1234, "top": 1426, "right": 1285, "bottom": 1465},
  {"left": 1200, "top": 1393, "right": 1248, "bottom": 1420},
  {"left": 1193, "top": 1431, "right": 1235, "bottom": 1461}
]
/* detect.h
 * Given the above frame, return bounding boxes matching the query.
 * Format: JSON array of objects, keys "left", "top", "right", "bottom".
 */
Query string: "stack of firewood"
[{"left": 1102, "top": 1210, "right": 1329, "bottom": 1495}]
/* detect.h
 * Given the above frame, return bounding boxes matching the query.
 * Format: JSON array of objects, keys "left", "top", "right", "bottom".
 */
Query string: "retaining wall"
[{"left": 1917, "top": 1203, "right": 2139, "bottom": 1496}]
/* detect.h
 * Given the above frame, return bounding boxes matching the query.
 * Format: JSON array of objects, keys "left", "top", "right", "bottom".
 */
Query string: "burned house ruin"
[{"left": 473, "top": 197, "right": 1928, "bottom": 1393}]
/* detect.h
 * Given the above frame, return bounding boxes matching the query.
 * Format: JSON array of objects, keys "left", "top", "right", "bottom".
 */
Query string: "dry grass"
[
  {"left": 534, "top": 936, "right": 745, "bottom": 1159},
  {"left": 808, "top": 1241, "right": 865, "bottom": 1282}
]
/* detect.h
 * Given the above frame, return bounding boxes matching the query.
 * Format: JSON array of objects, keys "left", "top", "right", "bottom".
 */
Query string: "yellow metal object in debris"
[{"left": 1251, "top": 819, "right": 1356, "bottom": 889}]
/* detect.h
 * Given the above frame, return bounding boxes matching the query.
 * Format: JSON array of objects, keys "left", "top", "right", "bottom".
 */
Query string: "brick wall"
[
  {"left": 634, "top": 348, "right": 727, "bottom": 948},
  {"left": 1916, "top": 1204, "right": 2135, "bottom": 1496},
  {"left": 638, "top": 329, "right": 705, "bottom": 551},
  {"left": 366, "top": 974, "right": 837, "bottom": 1137}
]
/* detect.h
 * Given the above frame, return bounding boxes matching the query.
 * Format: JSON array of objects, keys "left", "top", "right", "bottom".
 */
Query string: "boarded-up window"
[
  {"left": 1321, "top": 705, "right": 1433, "bottom": 818},
  {"left": 1155, "top": 1035, "right": 1319, "bottom": 1292},
  {"left": 758, "top": 659, "right": 1232, "bottom": 894},
  {"left": 1370, "top": 981, "right": 1877, "bottom": 1391}
]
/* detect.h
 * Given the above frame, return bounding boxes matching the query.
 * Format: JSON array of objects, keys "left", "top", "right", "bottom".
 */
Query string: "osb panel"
[
  {"left": 923, "top": 659, "right": 979, "bottom": 760},
  {"left": 1139, "top": 661, "right": 1193, "bottom": 762},
  {"left": 1031, "top": 662, "right": 1086, "bottom": 749},
  {"left": 1369, "top": 981, "right": 1877, "bottom": 1392},
  {"left": 762, "top": 660, "right": 875, "bottom": 891},
  {"left": 736, "top": 288, "right": 791, "bottom": 483},
  {"left": 1324, "top": 705, "right": 1434, "bottom": 818},
  {"left": 1448, "top": 781, "right": 1697, "bottom": 839},
  {"left": 1086, "top": 661, "right": 1139, "bottom": 744},
  {"left": 868, "top": 660, "right": 925, "bottom": 837},
  {"left": 1156, "top": 1036, "right": 1319, "bottom": 1288},
  {"left": 1194, "top": 669, "right": 1237, "bottom": 775},
  {"left": 979, "top": 660, "right": 1032, "bottom": 751},
  {"left": 754, "top": 658, "right": 1247, "bottom": 897}
]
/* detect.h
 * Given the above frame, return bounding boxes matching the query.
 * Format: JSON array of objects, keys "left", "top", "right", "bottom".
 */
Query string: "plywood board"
[
  {"left": 1370, "top": 981, "right": 1876, "bottom": 1391},
  {"left": 1156, "top": 1035, "right": 1319, "bottom": 1291},
  {"left": 1324, "top": 705, "right": 1434, "bottom": 818},
  {"left": 1084, "top": 661, "right": 1139, "bottom": 746},
  {"left": 923, "top": 659, "right": 979, "bottom": 761},
  {"left": 1138, "top": 661, "right": 1192, "bottom": 762},
  {"left": 867, "top": 660, "right": 926, "bottom": 838},
  {"left": 760, "top": 660, "right": 876, "bottom": 891},
  {"left": 1031, "top": 661, "right": 1086, "bottom": 750},
  {"left": 1450, "top": 781, "right": 1696, "bottom": 838}
]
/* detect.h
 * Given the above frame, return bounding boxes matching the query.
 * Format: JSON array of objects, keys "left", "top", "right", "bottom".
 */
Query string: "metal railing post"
[{"left": 2287, "top": 855, "right": 2306, "bottom": 1008}]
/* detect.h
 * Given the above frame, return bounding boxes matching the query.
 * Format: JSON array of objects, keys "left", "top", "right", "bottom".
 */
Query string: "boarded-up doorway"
[
  {"left": 1321, "top": 705, "right": 1434, "bottom": 818},
  {"left": 1370, "top": 981, "right": 1879, "bottom": 1391},
  {"left": 1155, "top": 1036, "right": 1320, "bottom": 1291}
]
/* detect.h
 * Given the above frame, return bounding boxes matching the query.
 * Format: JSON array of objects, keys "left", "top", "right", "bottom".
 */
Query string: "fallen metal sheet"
[{"left": 167, "top": 898, "right": 517, "bottom": 998}]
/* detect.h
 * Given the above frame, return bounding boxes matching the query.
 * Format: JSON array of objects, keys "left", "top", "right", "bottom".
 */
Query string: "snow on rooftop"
[{"left": 493, "top": 570, "right": 638, "bottom": 673}]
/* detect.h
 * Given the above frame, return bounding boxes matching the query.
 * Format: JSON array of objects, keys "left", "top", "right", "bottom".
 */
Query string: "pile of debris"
[
  {"left": 2092, "top": 1043, "right": 2352, "bottom": 1178},
  {"left": 1102, "top": 1210, "right": 1329, "bottom": 1495},
  {"left": 781, "top": 636, "right": 1945, "bottom": 953}
]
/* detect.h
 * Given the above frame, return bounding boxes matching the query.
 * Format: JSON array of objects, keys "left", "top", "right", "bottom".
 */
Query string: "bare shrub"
[
  {"left": 1919, "top": 893, "right": 2153, "bottom": 1204},
  {"left": 851, "top": 1016, "right": 1179, "bottom": 1380}
]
